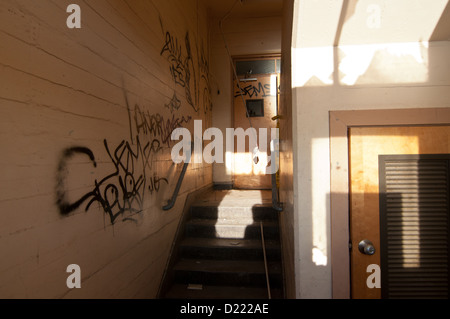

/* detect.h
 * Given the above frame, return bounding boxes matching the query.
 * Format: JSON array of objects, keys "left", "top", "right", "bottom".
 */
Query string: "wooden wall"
[{"left": 0, "top": 0, "right": 212, "bottom": 298}]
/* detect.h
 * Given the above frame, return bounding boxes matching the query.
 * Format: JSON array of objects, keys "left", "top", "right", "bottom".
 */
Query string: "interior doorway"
[
  {"left": 329, "top": 107, "right": 450, "bottom": 299},
  {"left": 349, "top": 125, "right": 450, "bottom": 299},
  {"left": 232, "top": 57, "right": 280, "bottom": 190}
]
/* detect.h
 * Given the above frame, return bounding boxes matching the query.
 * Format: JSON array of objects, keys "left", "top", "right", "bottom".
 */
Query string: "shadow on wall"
[{"left": 292, "top": 0, "right": 450, "bottom": 88}]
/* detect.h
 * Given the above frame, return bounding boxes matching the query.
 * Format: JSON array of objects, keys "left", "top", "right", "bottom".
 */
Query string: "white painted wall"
[{"left": 289, "top": 0, "right": 450, "bottom": 298}]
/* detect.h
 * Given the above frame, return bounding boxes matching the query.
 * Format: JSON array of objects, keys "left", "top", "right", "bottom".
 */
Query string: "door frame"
[
  {"left": 231, "top": 55, "right": 281, "bottom": 190},
  {"left": 329, "top": 107, "right": 450, "bottom": 299}
]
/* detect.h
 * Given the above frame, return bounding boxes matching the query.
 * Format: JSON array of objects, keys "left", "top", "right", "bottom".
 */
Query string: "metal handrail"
[
  {"left": 162, "top": 142, "right": 194, "bottom": 211},
  {"left": 260, "top": 221, "right": 272, "bottom": 299}
]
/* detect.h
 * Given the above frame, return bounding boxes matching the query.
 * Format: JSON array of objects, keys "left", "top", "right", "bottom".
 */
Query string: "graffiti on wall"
[
  {"left": 55, "top": 16, "right": 211, "bottom": 225},
  {"left": 55, "top": 114, "right": 192, "bottom": 223},
  {"left": 56, "top": 138, "right": 164, "bottom": 224},
  {"left": 55, "top": 94, "right": 194, "bottom": 224},
  {"left": 127, "top": 104, "right": 191, "bottom": 147},
  {"left": 159, "top": 17, "right": 212, "bottom": 117},
  {"left": 234, "top": 82, "right": 273, "bottom": 98}
]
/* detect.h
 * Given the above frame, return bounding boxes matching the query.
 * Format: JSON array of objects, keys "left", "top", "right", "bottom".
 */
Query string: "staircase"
[{"left": 160, "top": 190, "right": 284, "bottom": 299}]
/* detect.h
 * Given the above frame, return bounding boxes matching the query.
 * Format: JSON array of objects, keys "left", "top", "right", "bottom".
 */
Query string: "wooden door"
[
  {"left": 232, "top": 74, "right": 278, "bottom": 189},
  {"left": 349, "top": 125, "right": 450, "bottom": 299}
]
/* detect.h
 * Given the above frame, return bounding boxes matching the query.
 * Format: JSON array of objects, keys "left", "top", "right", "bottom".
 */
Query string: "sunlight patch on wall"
[
  {"left": 311, "top": 137, "right": 331, "bottom": 267},
  {"left": 292, "top": 46, "right": 335, "bottom": 87},
  {"left": 291, "top": 0, "right": 450, "bottom": 88},
  {"left": 225, "top": 151, "right": 234, "bottom": 176},
  {"left": 312, "top": 247, "right": 328, "bottom": 266},
  {"left": 231, "top": 152, "right": 269, "bottom": 175},
  {"left": 292, "top": 41, "right": 429, "bottom": 88},
  {"left": 339, "top": 42, "right": 429, "bottom": 86}
]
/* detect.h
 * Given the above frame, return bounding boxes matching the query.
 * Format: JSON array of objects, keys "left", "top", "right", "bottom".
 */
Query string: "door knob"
[{"left": 358, "top": 239, "right": 375, "bottom": 255}]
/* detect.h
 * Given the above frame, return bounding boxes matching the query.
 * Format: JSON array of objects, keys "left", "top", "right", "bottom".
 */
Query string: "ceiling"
[{"left": 202, "top": 0, "right": 283, "bottom": 19}]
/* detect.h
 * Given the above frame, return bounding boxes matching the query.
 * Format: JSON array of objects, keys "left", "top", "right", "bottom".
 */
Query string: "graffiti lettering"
[
  {"left": 235, "top": 82, "right": 272, "bottom": 98},
  {"left": 56, "top": 136, "right": 168, "bottom": 224},
  {"left": 55, "top": 18, "right": 213, "bottom": 224},
  {"left": 56, "top": 146, "right": 97, "bottom": 215},
  {"left": 160, "top": 17, "right": 212, "bottom": 115},
  {"left": 148, "top": 175, "right": 169, "bottom": 195},
  {"left": 56, "top": 83, "right": 194, "bottom": 224},
  {"left": 161, "top": 31, "right": 189, "bottom": 88},
  {"left": 128, "top": 104, "right": 192, "bottom": 147},
  {"left": 161, "top": 29, "right": 197, "bottom": 112},
  {"left": 165, "top": 92, "right": 182, "bottom": 113}
]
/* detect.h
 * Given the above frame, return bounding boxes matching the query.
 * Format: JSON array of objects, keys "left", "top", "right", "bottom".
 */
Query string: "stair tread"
[
  {"left": 187, "top": 218, "right": 279, "bottom": 226},
  {"left": 180, "top": 237, "right": 279, "bottom": 249},
  {"left": 160, "top": 189, "right": 284, "bottom": 299},
  {"left": 191, "top": 204, "right": 274, "bottom": 208},
  {"left": 190, "top": 206, "right": 279, "bottom": 221},
  {"left": 173, "top": 259, "right": 282, "bottom": 274},
  {"left": 164, "top": 284, "right": 282, "bottom": 299},
  {"left": 192, "top": 189, "right": 273, "bottom": 207}
]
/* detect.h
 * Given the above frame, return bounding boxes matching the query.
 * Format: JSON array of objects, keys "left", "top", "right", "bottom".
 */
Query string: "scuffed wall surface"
[{"left": 0, "top": 0, "right": 212, "bottom": 298}]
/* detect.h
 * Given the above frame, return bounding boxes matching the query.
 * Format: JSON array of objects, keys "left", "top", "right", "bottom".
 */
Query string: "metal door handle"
[{"left": 358, "top": 239, "right": 375, "bottom": 255}]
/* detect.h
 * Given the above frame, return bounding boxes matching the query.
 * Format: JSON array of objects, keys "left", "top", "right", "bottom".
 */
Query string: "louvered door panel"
[{"left": 379, "top": 155, "right": 450, "bottom": 299}]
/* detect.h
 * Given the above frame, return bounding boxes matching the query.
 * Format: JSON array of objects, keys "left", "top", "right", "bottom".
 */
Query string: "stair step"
[
  {"left": 185, "top": 219, "right": 280, "bottom": 240},
  {"left": 173, "top": 259, "right": 283, "bottom": 287},
  {"left": 190, "top": 206, "right": 279, "bottom": 222},
  {"left": 179, "top": 237, "right": 281, "bottom": 261},
  {"left": 163, "top": 284, "right": 283, "bottom": 299},
  {"left": 160, "top": 190, "right": 284, "bottom": 299}
]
